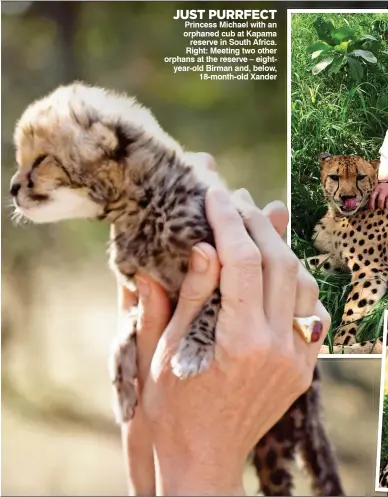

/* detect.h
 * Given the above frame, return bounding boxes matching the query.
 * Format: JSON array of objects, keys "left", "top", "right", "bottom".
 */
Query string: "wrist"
[{"left": 153, "top": 443, "right": 246, "bottom": 496}]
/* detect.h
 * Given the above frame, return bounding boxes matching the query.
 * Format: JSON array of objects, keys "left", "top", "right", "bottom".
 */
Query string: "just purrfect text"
[{"left": 173, "top": 10, "right": 277, "bottom": 20}]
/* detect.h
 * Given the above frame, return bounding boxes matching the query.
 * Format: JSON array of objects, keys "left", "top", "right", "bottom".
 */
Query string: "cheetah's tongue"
[{"left": 343, "top": 198, "right": 357, "bottom": 211}]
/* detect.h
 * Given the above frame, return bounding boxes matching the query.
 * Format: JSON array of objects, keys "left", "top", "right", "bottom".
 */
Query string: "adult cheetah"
[{"left": 305, "top": 153, "right": 387, "bottom": 355}]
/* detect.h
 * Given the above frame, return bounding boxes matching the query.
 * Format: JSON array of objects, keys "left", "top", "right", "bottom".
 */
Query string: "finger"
[
  {"left": 369, "top": 189, "right": 378, "bottom": 211},
  {"left": 294, "top": 265, "right": 320, "bottom": 317},
  {"left": 294, "top": 300, "right": 331, "bottom": 371},
  {"left": 165, "top": 242, "right": 220, "bottom": 344},
  {"left": 232, "top": 189, "right": 289, "bottom": 237},
  {"left": 378, "top": 190, "right": 386, "bottom": 211},
  {"left": 233, "top": 192, "right": 316, "bottom": 317},
  {"left": 262, "top": 200, "right": 289, "bottom": 237},
  {"left": 233, "top": 191, "right": 298, "bottom": 335},
  {"left": 206, "top": 188, "right": 263, "bottom": 306},
  {"left": 135, "top": 274, "right": 172, "bottom": 383}
]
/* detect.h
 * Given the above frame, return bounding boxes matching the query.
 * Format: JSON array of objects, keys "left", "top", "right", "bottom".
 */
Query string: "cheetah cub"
[
  {"left": 305, "top": 153, "right": 387, "bottom": 355},
  {"left": 11, "top": 83, "right": 344, "bottom": 495},
  {"left": 380, "top": 461, "right": 388, "bottom": 489}
]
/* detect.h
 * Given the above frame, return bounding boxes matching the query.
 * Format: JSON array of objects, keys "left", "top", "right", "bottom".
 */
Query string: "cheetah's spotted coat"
[{"left": 12, "top": 83, "right": 344, "bottom": 496}]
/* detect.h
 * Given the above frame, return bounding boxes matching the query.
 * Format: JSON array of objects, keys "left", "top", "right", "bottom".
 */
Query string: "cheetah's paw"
[
  {"left": 171, "top": 338, "right": 214, "bottom": 380},
  {"left": 109, "top": 336, "right": 138, "bottom": 423}
]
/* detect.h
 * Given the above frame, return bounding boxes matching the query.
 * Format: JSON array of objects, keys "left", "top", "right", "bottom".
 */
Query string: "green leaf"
[
  {"left": 313, "top": 17, "right": 335, "bottom": 44},
  {"left": 347, "top": 56, "right": 364, "bottom": 81},
  {"left": 359, "top": 34, "right": 379, "bottom": 41},
  {"left": 308, "top": 87, "right": 315, "bottom": 104},
  {"left": 381, "top": 50, "right": 388, "bottom": 55},
  {"left": 349, "top": 37, "right": 381, "bottom": 56},
  {"left": 307, "top": 41, "right": 332, "bottom": 54},
  {"left": 332, "top": 26, "right": 355, "bottom": 43},
  {"left": 350, "top": 49, "right": 377, "bottom": 63},
  {"left": 361, "top": 39, "right": 382, "bottom": 55},
  {"left": 334, "top": 41, "right": 349, "bottom": 52},
  {"left": 328, "top": 55, "right": 345, "bottom": 75},
  {"left": 311, "top": 50, "right": 323, "bottom": 59},
  {"left": 312, "top": 56, "right": 334, "bottom": 75}
]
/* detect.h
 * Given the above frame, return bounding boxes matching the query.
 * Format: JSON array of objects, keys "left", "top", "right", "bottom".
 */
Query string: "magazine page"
[{"left": 1, "top": 2, "right": 387, "bottom": 496}]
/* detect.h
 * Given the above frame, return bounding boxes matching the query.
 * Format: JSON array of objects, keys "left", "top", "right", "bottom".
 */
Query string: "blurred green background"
[{"left": 0, "top": 2, "right": 383, "bottom": 495}]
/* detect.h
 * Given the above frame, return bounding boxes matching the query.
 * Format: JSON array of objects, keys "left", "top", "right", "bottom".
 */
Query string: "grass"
[
  {"left": 291, "top": 13, "right": 388, "bottom": 351},
  {"left": 381, "top": 392, "right": 388, "bottom": 475}
]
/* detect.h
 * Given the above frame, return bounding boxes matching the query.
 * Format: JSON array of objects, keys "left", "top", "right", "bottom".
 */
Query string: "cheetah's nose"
[
  {"left": 10, "top": 182, "right": 21, "bottom": 197},
  {"left": 340, "top": 195, "right": 356, "bottom": 201}
]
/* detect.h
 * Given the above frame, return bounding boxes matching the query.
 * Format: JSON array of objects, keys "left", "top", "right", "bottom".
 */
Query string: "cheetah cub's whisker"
[{"left": 12, "top": 83, "right": 344, "bottom": 496}]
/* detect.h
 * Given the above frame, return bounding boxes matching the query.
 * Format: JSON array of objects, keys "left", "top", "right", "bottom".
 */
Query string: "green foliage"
[
  {"left": 381, "top": 394, "right": 388, "bottom": 472},
  {"left": 307, "top": 16, "right": 388, "bottom": 84},
  {"left": 291, "top": 13, "right": 388, "bottom": 347}
]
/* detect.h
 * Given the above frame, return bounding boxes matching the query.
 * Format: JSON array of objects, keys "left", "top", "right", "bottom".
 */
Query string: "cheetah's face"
[
  {"left": 319, "top": 153, "right": 379, "bottom": 216},
  {"left": 10, "top": 83, "right": 139, "bottom": 224}
]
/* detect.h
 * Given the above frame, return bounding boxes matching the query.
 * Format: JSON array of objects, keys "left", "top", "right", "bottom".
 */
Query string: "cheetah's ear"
[
  {"left": 318, "top": 152, "right": 332, "bottom": 167},
  {"left": 88, "top": 122, "right": 134, "bottom": 161},
  {"left": 369, "top": 159, "right": 380, "bottom": 171}
]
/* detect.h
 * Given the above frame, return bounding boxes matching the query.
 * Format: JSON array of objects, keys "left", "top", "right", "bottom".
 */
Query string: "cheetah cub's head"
[
  {"left": 11, "top": 82, "right": 178, "bottom": 224},
  {"left": 318, "top": 153, "right": 379, "bottom": 216}
]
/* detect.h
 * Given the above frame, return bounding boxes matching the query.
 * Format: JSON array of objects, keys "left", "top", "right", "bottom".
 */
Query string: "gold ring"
[{"left": 293, "top": 316, "right": 323, "bottom": 343}]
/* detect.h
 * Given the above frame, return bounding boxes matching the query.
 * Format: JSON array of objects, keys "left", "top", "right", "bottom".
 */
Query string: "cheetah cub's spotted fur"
[
  {"left": 12, "top": 83, "right": 344, "bottom": 496},
  {"left": 380, "top": 461, "right": 388, "bottom": 489},
  {"left": 305, "top": 153, "right": 387, "bottom": 354}
]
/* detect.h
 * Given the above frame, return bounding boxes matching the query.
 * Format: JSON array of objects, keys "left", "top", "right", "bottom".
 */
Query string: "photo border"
[
  {"left": 287, "top": 8, "right": 387, "bottom": 360},
  {"left": 375, "top": 311, "right": 388, "bottom": 492}
]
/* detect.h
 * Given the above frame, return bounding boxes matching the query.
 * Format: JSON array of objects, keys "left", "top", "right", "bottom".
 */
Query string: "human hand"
[
  {"left": 119, "top": 195, "right": 302, "bottom": 496},
  {"left": 370, "top": 182, "right": 388, "bottom": 210},
  {"left": 138, "top": 188, "right": 329, "bottom": 496}
]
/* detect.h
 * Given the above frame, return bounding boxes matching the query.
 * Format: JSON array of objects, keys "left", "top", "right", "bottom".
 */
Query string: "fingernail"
[
  {"left": 311, "top": 321, "right": 323, "bottom": 343},
  {"left": 191, "top": 246, "right": 210, "bottom": 273},
  {"left": 211, "top": 188, "right": 229, "bottom": 204},
  {"left": 136, "top": 275, "right": 150, "bottom": 300}
]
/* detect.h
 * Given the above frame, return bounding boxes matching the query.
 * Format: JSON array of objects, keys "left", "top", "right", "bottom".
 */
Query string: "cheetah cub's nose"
[{"left": 10, "top": 181, "right": 21, "bottom": 197}]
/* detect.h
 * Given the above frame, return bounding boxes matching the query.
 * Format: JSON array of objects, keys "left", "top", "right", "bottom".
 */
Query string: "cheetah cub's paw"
[
  {"left": 109, "top": 334, "right": 138, "bottom": 423},
  {"left": 171, "top": 294, "right": 219, "bottom": 379},
  {"left": 171, "top": 337, "right": 214, "bottom": 380}
]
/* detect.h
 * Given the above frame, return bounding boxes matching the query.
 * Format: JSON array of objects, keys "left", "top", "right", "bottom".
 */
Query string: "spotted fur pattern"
[
  {"left": 380, "top": 461, "right": 388, "bottom": 489},
  {"left": 305, "top": 154, "right": 387, "bottom": 355},
  {"left": 12, "top": 83, "right": 344, "bottom": 495}
]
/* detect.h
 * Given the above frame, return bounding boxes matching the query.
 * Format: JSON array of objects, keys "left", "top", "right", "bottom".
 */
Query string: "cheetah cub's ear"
[
  {"left": 317, "top": 152, "right": 332, "bottom": 166},
  {"left": 369, "top": 159, "right": 380, "bottom": 171}
]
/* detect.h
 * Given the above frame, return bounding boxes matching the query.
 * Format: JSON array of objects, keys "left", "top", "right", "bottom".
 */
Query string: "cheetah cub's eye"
[
  {"left": 328, "top": 174, "right": 339, "bottom": 181},
  {"left": 357, "top": 174, "right": 366, "bottom": 180}
]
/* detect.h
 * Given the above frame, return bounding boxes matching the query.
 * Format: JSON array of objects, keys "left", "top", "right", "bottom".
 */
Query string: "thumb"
[
  {"left": 135, "top": 275, "right": 172, "bottom": 384},
  {"left": 166, "top": 242, "right": 220, "bottom": 345}
]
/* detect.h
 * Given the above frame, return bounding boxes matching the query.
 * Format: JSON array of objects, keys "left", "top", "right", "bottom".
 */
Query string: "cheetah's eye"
[
  {"left": 357, "top": 174, "right": 366, "bottom": 180},
  {"left": 31, "top": 154, "right": 48, "bottom": 169},
  {"left": 328, "top": 174, "right": 339, "bottom": 181}
]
